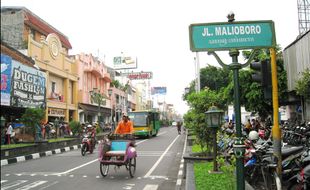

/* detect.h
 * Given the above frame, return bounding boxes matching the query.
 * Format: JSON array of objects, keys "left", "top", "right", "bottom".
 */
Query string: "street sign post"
[{"left": 189, "top": 20, "right": 276, "bottom": 51}]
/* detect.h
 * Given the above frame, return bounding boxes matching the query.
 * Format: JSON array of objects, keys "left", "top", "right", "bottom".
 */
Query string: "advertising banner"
[
  {"left": 11, "top": 60, "right": 46, "bottom": 108},
  {"left": 113, "top": 56, "right": 137, "bottom": 70},
  {"left": 151, "top": 87, "right": 167, "bottom": 95},
  {"left": 127, "top": 71, "right": 153, "bottom": 80},
  {"left": 1, "top": 54, "right": 12, "bottom": 106}
]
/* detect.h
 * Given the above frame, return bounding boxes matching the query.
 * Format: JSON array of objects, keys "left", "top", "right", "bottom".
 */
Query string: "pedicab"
[{"left": 98, "top": 133, "right": 137, "bottom": 178}]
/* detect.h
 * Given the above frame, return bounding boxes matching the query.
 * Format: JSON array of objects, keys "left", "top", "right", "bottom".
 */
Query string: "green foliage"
[
  {"left": 194, "top": 161, "right": 236, "bottom": 190},
  {"left": 296, "top": 68, "right": 310, "bottom": 98},
  {"left": 20, "top": 108, "right": 45, "bottom": 137},
  {"left": 69, "top": 121, "right": 81, "bottom": 136}
]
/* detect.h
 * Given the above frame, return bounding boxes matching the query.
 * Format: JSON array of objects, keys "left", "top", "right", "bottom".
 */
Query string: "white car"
[{"left": 172, "top": 122, "right": 177, "bottom": 126}]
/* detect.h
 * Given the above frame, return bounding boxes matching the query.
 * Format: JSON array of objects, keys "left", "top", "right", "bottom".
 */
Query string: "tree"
[
  {"left": 20, "top": 108, "right": 45, "bottom": 141},
  {"left": 295, "top": 68, "right": 310, "bottom": 99}
]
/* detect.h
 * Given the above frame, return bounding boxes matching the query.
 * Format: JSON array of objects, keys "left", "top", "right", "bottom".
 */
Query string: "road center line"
[{"left": 144, "top": 135, "right": 180, "bottom": 178}]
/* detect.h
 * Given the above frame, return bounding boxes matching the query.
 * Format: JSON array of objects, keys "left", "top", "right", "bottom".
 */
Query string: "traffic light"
[{"left": 250, "top": 59, "right": 272, "bottom": 100}]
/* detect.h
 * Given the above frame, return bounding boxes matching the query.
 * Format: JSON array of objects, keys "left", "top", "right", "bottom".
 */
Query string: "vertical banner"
[{"left": 1, "top": 54, "right": 12, "bottom": 106}]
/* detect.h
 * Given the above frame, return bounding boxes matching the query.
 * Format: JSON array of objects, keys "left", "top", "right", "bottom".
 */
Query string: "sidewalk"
[{"left": 1, "top": 144, "right": 82, "bottom": 166}]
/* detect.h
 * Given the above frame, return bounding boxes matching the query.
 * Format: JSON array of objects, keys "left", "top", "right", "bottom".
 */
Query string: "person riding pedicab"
[
  {"left": 114, "top": 114, "right": 134, "bottom": 135},
  {"left": 114, "top": 114, "right": 135, "bottom": 144}
]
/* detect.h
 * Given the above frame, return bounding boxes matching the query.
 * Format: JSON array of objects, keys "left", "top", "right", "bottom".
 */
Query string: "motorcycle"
[{"left": 81, "top": 133, "right": 94, "bottom": 156}]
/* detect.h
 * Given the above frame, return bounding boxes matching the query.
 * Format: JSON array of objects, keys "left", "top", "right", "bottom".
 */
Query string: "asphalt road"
[{"left": 1, "top": 126, "right": 186, "bottom": 190}]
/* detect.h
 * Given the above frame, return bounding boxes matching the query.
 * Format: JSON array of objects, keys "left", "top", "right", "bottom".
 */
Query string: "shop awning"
[{"left": 79, "top": 103, "right": 111, "bottom": 115}]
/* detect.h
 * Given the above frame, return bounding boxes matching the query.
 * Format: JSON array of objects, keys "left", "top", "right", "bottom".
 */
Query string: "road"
[{"left": 1, "top": 126, "right": 186, "bottom": 190}]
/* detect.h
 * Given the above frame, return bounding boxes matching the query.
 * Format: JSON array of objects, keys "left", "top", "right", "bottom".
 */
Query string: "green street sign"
[{"left": 189, "top": 20, "right": 276, "bottom": 51}]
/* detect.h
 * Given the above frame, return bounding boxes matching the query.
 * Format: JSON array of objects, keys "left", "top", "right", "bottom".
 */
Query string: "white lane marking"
[
  {"left": 1, "top": 180, "right": 28, "bottom": 190},
  {"left": 144, "top": 135, "right": 180, "bottom": 177},
  {"left": 57, "top": 159, "right": 98, "bottom": 175},
  {"left": 1, "top": 180, "right": 8, "bottom": 184},
  {"left": 15, "top": 180, "right": 48, "bottom": 190},
  {"left": 38, "top": 181, "right": 59, "bottom": 190},
  {"left": 143, "top": 184, "right": 158, "bottom": 190}
]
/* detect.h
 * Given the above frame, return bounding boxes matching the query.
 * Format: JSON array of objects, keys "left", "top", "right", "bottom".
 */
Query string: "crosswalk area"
[
  {"left": 1, "top": 179, "right": 58, "bottom": 190},
  {"left": 1, "top": 179, "right": 159, "bottom": 190}
]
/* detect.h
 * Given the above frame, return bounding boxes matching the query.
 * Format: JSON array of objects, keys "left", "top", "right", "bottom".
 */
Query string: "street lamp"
[
  {"left": 205, "top": 106, "right": 224, "bottom": 172},
  {"left": 108, "top": 88, "right": 113, "bottom": 131}
]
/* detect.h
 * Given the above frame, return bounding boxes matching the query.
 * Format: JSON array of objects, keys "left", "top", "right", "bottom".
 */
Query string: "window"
[{"left": 52, "top": 82, "right": 56, "bottom": 93}]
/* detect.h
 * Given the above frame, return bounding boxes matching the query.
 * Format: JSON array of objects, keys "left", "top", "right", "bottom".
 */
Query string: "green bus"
[{"left": 128, "top": 110, "right": 160, "bottom": 138}]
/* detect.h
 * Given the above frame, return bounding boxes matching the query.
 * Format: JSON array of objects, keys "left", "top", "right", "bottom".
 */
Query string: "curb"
[{"left": 1, "top": 144, "right": 82, "bottom": 166}]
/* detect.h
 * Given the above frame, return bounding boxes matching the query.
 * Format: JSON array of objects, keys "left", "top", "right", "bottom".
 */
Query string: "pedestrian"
[
  {"left": 177, "top": 121, "right": 182, "bottom": 135},
  {"left": 45, "top": 123, "right": 50, "bottom": 139},
  {"left": 6, "top": 122, "right": 13, "bottom": 144},
  {"left": 245, "top": 119, "right": 252, "bottom": 135},
  {"left": 41, "top": 122, "right": 46, "bottom": 139}
]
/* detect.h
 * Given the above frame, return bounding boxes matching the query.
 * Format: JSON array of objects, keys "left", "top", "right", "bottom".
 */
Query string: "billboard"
[
  {"left": 151, "top": 87, "right": 167, "bottom": 95},
  {"left": 11, "top": 61, "right": 46, "bottom": 108},
  {"left": 127, "top": 71, "right": 152, "bottom": 80},
  {"left": 0, "top": 54, "right": 46, "bottom": 108},
  {"left": 113, "top": 56, "right": 137, "bottom": 70}
]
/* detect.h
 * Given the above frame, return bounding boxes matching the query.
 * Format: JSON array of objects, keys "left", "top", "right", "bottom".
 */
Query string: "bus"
[{"left": 128, "top": 110, "right": 160, "bottom": 138}]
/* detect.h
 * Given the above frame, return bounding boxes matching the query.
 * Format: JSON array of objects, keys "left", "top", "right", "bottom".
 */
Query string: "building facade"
[
  {"left": 283, "top": 30, "right": 310, "bottom": 121},
  {"left": 76, "top": 53, "right": 111, "bottom": 124},
  {"left": 1, "top": 7, "right": 78, "bottom": 123}
]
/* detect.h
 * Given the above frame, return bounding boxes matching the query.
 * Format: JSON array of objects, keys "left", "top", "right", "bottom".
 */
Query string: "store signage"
[
  {"left": 127, "top": 72, "right": 153, "bottom": 80},
  {"left": 11, "top": 61, "right": 46, "bottom": 108},
  {"left": 189, "top": 20, "right": 276, "bottom": 51},
  {"left": 48, "top": 108, "right": 65, "bottom": 116}
]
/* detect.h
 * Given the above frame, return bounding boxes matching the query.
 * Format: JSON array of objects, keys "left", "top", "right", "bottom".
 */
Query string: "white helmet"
[
  {"left": 87, "top": 124, "right": 92, "bottom": 128},
  {"left": 249, "top": 131, "right": 259, "bottom": 141}
]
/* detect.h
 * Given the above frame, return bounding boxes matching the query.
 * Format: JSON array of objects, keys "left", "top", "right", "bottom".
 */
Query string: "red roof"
[{"left": 24, "top": 11, "right": 72, "bottom": 49}]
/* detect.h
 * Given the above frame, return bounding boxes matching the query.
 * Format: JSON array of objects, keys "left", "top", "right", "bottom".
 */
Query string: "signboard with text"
[
  {"left": 11, "top": 61, "right": 46, "bottom": 108},
  {"left": 189, "top": 20, "right": 276, "bottom": 51},
  {"left": 126, "top": 71, "right": 153, "bottom": 80}
]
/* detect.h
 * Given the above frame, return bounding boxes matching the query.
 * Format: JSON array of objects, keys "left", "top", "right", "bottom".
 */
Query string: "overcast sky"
[{"left": 2, "top": 0, "right": 300, "bottom": 115}]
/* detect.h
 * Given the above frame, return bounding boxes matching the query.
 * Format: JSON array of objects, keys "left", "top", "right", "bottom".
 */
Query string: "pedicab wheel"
[
  {"left": 129, "top": 157, "right": 136, "bottom": 178},
  {"left": 100, "top": 162, "right": 109, "bottom": 177},
  {"left": 81, "top": 144, "right": 87, "bottom": 156}
]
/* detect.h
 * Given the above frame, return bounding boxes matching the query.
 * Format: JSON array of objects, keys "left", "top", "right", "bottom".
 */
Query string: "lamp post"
[
  {"left": 205, "top": 14, "right": 260, "bottom": 190},
  {"left": 108, "top": 88, "right": 113, "bottom": 131},
  {"left": 205, "top": 106, "right": 224, "bottom": 172}
]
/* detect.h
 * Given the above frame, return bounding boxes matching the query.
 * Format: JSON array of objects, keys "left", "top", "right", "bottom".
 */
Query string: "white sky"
[{"left": 2, "top": 0, "right": 300, "bottom": 115}]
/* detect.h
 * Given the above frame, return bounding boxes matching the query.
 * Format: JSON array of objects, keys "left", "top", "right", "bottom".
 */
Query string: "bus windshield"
[{"left": 128, "top": 112, "right": 148, "bottom": 127}]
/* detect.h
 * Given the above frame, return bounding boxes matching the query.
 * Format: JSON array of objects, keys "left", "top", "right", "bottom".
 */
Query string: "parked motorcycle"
[{"left": 81, "top": 133, "right": 94, "bottom": 156}]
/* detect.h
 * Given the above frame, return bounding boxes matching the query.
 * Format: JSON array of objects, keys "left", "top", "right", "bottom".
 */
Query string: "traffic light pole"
[{"left": 270, "top": 48, "right": 282, "bottom": 178}]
